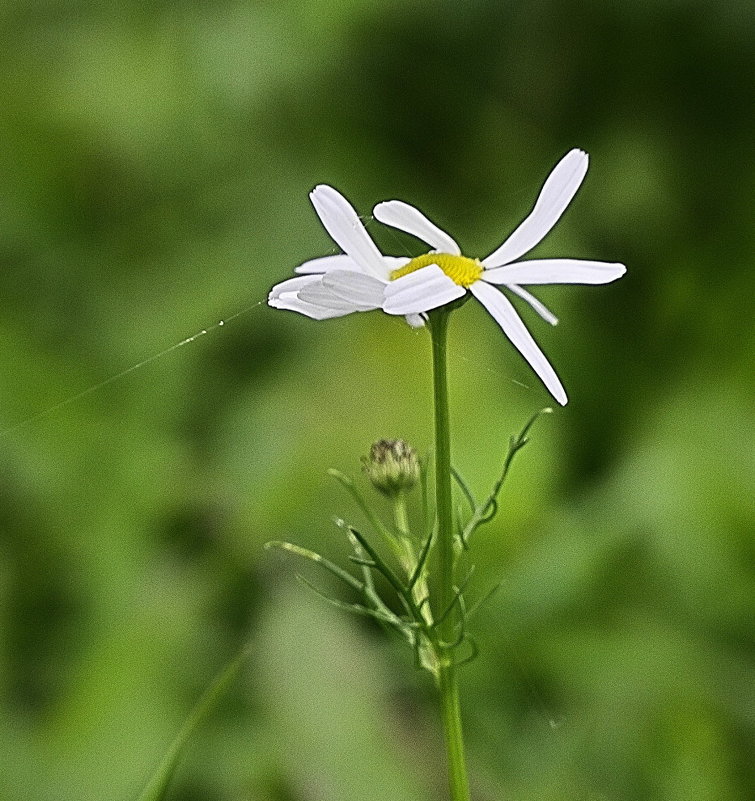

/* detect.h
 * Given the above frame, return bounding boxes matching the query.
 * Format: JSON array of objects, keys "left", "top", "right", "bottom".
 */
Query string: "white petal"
[
  {"left": 269, "top": 274, "right": 321, "bottom": 300},
  {"left": 373, "top": 200, "right": 461, "bottom": 254},
  {"left": 310, "top": 185, "right": 389, "bottom": 279},
  {"left": 383, "top": 264, "right": 466, "bottom": 315},
  {"left": 383, "top": 256, "right": 411, "bottom": 271},
  {"left": 295, "top": 254, "right": 360, "bottom": 275},
  {"left": 507, "top": 284, "right": 559, "bottom": 326},
  {"left": 269, "top": 293, "right": 355, "bottom": 320},
  {"left": 322, "top": 270, "right": 385, "bottom": 310},
  {"left": 483, "top": 149, "right": 589, "bottom": 268},
  {"left": 404, "top": 313, "right": 426, "bottom": 328},
  {"left": 298, "top": 282, "right": 362, "bottom": 313},
  {"left": 483, "top": 259, "right": 627, "bottom": 285},
  {"left": 470, "top": 281, "right": 567, "bottom": 406},
  {"left": 296, "top": 254, "right": 407, "bottom": 276}
]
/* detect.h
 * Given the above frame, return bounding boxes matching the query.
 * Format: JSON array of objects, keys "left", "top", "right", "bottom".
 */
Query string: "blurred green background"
[{"left": 1, "top": 1, "right": 753, "bottom": 799}]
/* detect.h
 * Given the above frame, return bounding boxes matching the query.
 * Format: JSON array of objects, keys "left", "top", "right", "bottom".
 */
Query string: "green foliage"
[
  {"left": 0, "top": 2, "right": 752, "bottom": 800},
  {"left": 135, "top": 646, "right": 251, "bottom": 801}
]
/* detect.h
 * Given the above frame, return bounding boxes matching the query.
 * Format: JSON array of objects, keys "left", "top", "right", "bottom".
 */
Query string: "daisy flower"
[{"left": 269, "top": 149, "right": 626, "bottom": 405}]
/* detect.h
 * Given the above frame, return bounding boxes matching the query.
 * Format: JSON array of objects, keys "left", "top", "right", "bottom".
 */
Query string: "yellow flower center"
[{"left": 390, "top": 252, "right": 483, "bottom": 288}]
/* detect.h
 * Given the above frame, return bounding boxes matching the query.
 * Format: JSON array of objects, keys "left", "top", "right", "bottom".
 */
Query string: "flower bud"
[{"left": 362, "top": 439, "right": 419, "bottom": 498}]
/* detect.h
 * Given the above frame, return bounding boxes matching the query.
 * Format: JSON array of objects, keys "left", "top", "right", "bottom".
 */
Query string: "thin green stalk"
[
  {"left": 393, "top": 493, "right": 416, "bottom": 581},
  {"left": 439, "top": 655, "right": 470, "bottom": 801},
  {"left": 429, "top": 309, "right": 454, "bottom": 633},
  {"left": 136, "top": 643, "right": 253, "bottom": 801},
  {"left": 394, "top": 493, "right": 434, "bottom": 628},
  {"left": 393, "top": 493, "right": 414, "bottom": 574},
  {"left": 428, "top": 308, "right": 471, "bottom": 801},
  {"left": 394, "top": 493, "right": 410, "bottom": 538}
]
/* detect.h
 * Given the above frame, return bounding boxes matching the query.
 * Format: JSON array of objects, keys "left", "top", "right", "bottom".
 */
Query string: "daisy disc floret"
[{"left": 268, "top": 149, "right": 627, "bottom": 405}]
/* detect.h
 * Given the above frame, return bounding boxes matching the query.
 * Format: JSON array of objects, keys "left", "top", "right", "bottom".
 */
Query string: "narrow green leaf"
[
  {"left": 462, "top": 408, "right": 552, "bottom": 545},
  {"left": 346, "top": 529, "right": 379, "bottom": 597},
  {"left": 295, "top": 575, "right": 405, "bottom": 628},
  {"left": 328, "top": 469, "right": 400, "bottom": 548},
  {"left": 454, "top": 635, "right": 479, "bottom": 667},
  {"left": 347, "top": 528, "right": 405, "bottom": 595},
  {"left": 432, "top": 568, "right": 475, "bottom": 635},
  {"left": 451, "top": 466, "right": 477, "bottom": 513},
  {"left": 454, "top": 502, "right": 468, "bottom": 550},
  {"left": 348, "top": 556, "right": 377, "bottom": 567},
  {"left": 346, "top": 526, "right": 420, "bottom": 621},
  {"left": 465, "top": 580, "right": 504, "bottom": 621},
  {"left": 407, "top": 529, "right": 434, "bottom": 593},
  {"left": 345, "top": 529, "right": 412, "bottom": 637},
  {"left": 265, "top": 540, "right": 365, "bottom": 594},
  {"left": 134, "top": 644, "right": 252, "bottom": 801}
]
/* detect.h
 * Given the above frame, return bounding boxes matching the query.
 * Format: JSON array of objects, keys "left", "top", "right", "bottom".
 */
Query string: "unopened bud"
[{"left": 362, "top": 439, "right": 419, "bottom": 498}]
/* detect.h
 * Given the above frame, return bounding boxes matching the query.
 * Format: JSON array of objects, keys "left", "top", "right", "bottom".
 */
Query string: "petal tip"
[
  {"left": 562, "top": 148, "right": 589, "bottom": 175},
  {"left": 309, "top": 184, "right": 338, "bottom": 204}
]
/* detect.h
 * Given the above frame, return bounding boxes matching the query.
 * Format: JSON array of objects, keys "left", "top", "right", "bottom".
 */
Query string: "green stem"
[
  {"left": 429, "top": 309, "right": 454, "bottom": 632},
  {"left": 428, "top": 308, "right": 471, "bottom": 801},
  {"left": 439, "top": 656, "right": 470, "bottom": 801},
  {"left": 393, "top": 493, "right": 416, "bottom": 581},
  {"left": 394, "top": 493, "right": 434, "bottom": 627},
  {"left": 393, "top": 493, "right": 410, "bottom": 538}
]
